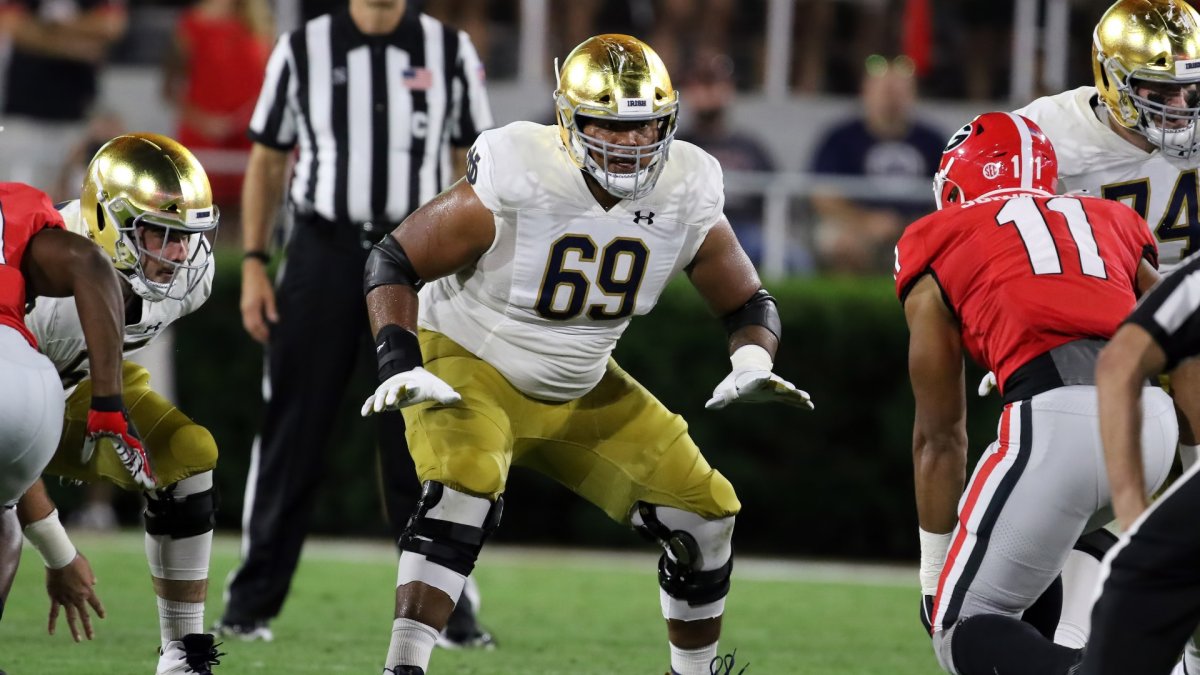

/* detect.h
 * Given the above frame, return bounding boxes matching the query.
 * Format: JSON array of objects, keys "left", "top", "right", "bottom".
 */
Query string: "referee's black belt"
[{"left": 294, "top": 213, "right": 396, "bottom": 248}]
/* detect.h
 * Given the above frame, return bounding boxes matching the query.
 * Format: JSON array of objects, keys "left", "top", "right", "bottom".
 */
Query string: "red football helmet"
[{"left": 932, "top": 112, "right": 1058, "bottom": 209}]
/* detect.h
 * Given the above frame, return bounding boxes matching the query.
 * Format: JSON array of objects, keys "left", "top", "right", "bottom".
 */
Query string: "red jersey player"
[
  {"left": 897, "top": 112, "right": 1176, "bottom": 675},
  {"left": 0, "top": 182, "right": 143, "bottom": 651}
]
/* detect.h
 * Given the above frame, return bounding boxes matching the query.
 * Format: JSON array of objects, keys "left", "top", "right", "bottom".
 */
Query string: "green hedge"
[{"left": 170, "top": 252, "right": 1001, "bottom": 561}]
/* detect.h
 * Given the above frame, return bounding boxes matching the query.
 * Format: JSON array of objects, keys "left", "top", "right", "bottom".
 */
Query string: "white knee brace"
[
  {"left": 144, "top": 471, "right": 214, "bottom": 581},
  {"left": 396, "top": 482, "right": 502, "bottom": 600},
  {"left": 631, "top": 503, "right": 736, "bottom": 622}
]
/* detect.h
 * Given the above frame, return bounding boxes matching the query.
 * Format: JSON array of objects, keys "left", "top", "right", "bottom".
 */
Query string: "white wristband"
[
  {"left": 23, "top": 509, "right": 77, "bottom": 570},
  {"left": 918, "top": 527, "right": 952, "bottom": 596},
  {"left": 730, "top": 344, "right": 773, "bottom": 372}
]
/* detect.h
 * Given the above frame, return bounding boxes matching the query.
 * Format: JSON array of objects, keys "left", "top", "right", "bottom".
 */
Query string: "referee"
[
  {"left": 1080, "top": 251, "right": 1200, "bottom": 675},
  {"left": 215, "top": 0, "right": 493, "bottom": 645}
]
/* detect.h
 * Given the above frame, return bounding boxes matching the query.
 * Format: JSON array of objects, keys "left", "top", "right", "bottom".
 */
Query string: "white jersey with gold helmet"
[
  {"left": 1016, "top": 85, "right": 1199, "bottom": 267},
  {"left": 419, "top": 121, "right": 725, "bottom": 401},
  {"left": 24, "top": 199, "right": 215, "bottom": 388}
]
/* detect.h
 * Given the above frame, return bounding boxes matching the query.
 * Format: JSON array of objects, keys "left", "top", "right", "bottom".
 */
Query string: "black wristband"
[
  {"left": 90, "top": 395, "right": 124, "bottom": 412},
  {"left": 375, "top": 324, "right": 422, "bottom": 381},
  {"left": 243, "top": 250, "right": 270, "bottom": 264}
]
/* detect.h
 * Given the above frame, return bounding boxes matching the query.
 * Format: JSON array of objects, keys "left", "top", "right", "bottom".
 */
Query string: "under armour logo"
[{"left": 633, "top": 210, "right": 655, "bottom": 225}]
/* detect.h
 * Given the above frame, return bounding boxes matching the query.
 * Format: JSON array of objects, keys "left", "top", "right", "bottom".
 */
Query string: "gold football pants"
[
  {"left": 403, "top": 330, "right": 740, "bottom": 523},
  {"left": 44, "top": 361, "right": 217, "bottom": 490}
]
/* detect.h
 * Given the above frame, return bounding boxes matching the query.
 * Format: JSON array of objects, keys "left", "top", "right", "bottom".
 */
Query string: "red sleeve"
[
  {"left": 1134, "top": 211, "right": 1158, "bottom": 270},
  {"left": 2, "top": 182, "right": 64, "bottom": 236},
  {"left": 1108, "top": 199, "right": 1158, "bottom": 270},
  {"left": 895, "top": 214, "right": 939, "bottom": 304}
]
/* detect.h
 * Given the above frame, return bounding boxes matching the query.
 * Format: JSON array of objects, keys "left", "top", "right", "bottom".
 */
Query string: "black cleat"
[
  {"left": 157, "top": 633, "right": 225, "bottom": 674},
  {"left": 384, "top": 667, "right": 425, "bottom": 675}
]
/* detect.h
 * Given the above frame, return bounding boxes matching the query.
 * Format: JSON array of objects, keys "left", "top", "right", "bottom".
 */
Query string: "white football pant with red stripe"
[{"left": 929, "top": 386, "right": 1176, "bottom": 674}]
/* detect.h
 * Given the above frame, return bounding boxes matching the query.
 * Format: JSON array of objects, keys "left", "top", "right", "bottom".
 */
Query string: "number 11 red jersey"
[
  {"left": 895, "top": 192, "right": 1156, "bottom": 393},
  {"left": 0, "top": 183, "right": 67, "bottom": 348}
]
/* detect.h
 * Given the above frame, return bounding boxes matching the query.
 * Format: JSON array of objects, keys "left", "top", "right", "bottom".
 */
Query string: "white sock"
[
  {"left": 1180, "top": 443, "right": 1200, "bottom": 472},
  {"left": 670, "top": 642, "right": 718, "bottom": 675},
  {"left": 385, "top": 618, "right": 438, "bottom": 669},
  {"left": 158, "top": 597, "right": 204, "bottom": 648},
  {"left": 1054, "top": 548, "right": 1100, "bottom": 648}
]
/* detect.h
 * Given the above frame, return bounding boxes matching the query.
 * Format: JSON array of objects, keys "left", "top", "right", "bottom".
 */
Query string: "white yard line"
[{"left": 70, "top": 531, "right": 916, "bottom": 588}]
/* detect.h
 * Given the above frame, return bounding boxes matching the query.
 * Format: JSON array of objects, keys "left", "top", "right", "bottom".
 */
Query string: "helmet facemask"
[
  {"left": 555, "top": 92, "right": 678, "bottom": 201},
  {"left": 1126, "top": 77, "right": 1200, "bottom": 161},
  {"left": 931, "top": 158, "right": 963, "bottom": 210},
  {"left": 99, "top": 194, "right": 218, "bottom": 302}
]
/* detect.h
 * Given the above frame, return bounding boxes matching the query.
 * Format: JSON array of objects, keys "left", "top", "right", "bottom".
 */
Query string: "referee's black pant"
[
  {"left": 223, "top": 217, "right": 417, "bottom": 624},
  {"left": 1080, "top": 467, "right": 1200, "bottom": 675}
]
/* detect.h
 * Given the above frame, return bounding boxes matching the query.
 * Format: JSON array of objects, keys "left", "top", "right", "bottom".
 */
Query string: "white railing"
[{"left": 725, "top": 170, "right": 933, "bottom": 277}]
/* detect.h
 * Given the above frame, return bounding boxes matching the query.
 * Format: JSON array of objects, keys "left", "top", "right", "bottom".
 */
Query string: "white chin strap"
[
  {"left": 128, "top": 274, "right": 170, "bottom": 302},
  {"left": 583, "top": 153, "right": 658, "bottom": 200},
  {"left": 1143, "top": 119, "right": 1200, "bottom": 161}
]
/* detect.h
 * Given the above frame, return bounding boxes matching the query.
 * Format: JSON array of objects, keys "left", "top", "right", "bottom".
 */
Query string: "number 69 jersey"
[
  {"left": 419, "top": 121, "right": 725, "bottom": 402},
  {"left": 895, "top": 191, "right": 1156, "bottom": 392}
]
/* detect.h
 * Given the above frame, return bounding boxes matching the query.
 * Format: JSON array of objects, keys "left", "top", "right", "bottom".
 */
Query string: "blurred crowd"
[{"left": 0, "top": 0, "right": 1160, "bottom": 281}]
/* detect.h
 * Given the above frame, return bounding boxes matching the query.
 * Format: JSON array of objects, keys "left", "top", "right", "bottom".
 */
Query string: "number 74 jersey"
[
  {"left": 1017, "top": 86, "right": 1200, "bottom": 268},
  {"left": 894, "top": 192, "right": 1157, "bottom": 389},
  {"left": 419, "top": 121, "right": 725, "bottom": 402}
]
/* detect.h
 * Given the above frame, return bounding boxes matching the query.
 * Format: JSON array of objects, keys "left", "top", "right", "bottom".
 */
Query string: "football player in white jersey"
[
  {"left": 358, "top": 34, "right": 811, "bottom": 675},
  {"left": 15, "top": 133, "right": 223, "bottom": 674},
  {"left": 1008, "top": 0, "right": 1200, "bottom": 662}
]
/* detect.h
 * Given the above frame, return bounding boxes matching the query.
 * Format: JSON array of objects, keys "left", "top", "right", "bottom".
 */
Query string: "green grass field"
[{"left": 0, "top": 533, "right": 940, "bottom": 674}]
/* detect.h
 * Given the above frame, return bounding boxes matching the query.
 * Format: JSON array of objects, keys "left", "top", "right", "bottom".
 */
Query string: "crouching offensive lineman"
[{"left": 16, "top": 133, "right": 222, "bottom": 674}]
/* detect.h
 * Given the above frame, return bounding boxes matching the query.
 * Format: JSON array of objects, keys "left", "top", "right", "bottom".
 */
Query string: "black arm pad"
[
  {"left": 375, "top": 324, "right": 423, "bottom": 381},
  {"left": 721, "top": 288, "right": 781, "bottom": 341},
  {"left": 364, "top": 236, "right": 424, "bottom": 296}
]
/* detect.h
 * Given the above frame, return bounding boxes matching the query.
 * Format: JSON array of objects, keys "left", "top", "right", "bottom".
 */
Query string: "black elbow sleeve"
[
  {"left": 364, "top": 236, "right": 424, "bottom": 296},
  {"left": 721, "top": 289, "right": 781, "bottom": 341}
]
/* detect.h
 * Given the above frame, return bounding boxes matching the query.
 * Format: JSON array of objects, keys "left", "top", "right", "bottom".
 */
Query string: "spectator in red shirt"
[{"left": 163, "top": 0, "right": 273, "bottom": 211}]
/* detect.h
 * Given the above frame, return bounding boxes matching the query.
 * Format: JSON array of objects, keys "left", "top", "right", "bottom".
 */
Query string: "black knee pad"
[
  {"left": 144, "top": 486, "right": 218, "bottom": 539},
  {"left": 633, "top": 503, "right": 733, "bottom": 606},
  {"left": 399, "top": 481, "right": 503, "bottom": 576}
]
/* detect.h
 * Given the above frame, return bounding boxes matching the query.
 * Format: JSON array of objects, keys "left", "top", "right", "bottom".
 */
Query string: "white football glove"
[
  {"left": 977, "top": 371, "right": 997, "bottom": 397},
  {"left": 705, "top": 345, "right": 814, "bottom": 411},
  {"left": 361, "top": 367, "right": 462, "bottom": 416}
]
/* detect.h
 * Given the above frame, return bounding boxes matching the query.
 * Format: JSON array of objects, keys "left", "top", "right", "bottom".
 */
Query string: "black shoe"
[
  {"left": 437, "top": 590, "right": 496, "bottom": 650},
  {"left": 210, "top": 618, "right": 274, "bottom": 642},
  {"left": 384, "top": 668, "right": 425, "bottom": 675},
  {"left": 158, "top": 633, "right": 225, "bottom": 674}
]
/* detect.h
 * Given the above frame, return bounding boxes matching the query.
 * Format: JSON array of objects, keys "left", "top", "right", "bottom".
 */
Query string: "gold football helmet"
[
  {"left": 554, "top": 34, "right": 678, "bottom": 199},
  {"left": 1093, "top": 0, "right": 1200, "bottom": 161},
  {"left": 79, "top": 133, "right": 218, "bottom": 302}
]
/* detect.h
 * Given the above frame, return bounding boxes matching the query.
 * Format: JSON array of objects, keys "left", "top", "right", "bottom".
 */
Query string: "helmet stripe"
[{"left": 1002, "top": 112, "right": 1034, "bottom": 190}]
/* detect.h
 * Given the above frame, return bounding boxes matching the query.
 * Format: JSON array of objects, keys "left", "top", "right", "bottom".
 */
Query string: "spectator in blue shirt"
[{"left": 809, "top": 55, "right": 944, "bottom": 274}]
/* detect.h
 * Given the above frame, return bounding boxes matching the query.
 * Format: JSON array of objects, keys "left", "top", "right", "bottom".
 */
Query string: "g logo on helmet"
[
  {"left": 982, "top": 161, "right": 1003, "bottom": 180},
  {"left": 943, "top": 123, "right": 972, "bottom": 153}
]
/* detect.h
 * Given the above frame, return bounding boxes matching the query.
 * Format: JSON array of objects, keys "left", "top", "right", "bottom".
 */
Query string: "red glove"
[{"left": 85, "top": 396, "right": 156, "bottom": 489}]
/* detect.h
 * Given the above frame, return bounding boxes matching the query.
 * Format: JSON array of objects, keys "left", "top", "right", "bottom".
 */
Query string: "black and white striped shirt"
[
  {"left": 1128, "top": 251, "right": 1200, "bottom": 369},
  {"left": 248, "top": 8, "right": 492, "bottom": 225}
]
